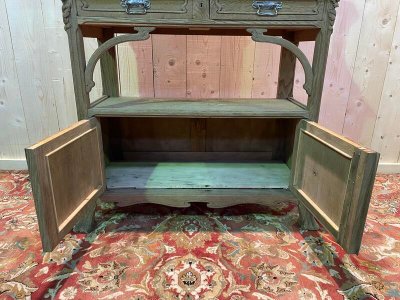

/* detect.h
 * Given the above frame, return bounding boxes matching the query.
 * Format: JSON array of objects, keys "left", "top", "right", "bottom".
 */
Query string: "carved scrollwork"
[
  {"left": 80, "top": 0, "right": 89, "bottom": 9},
  {"left": 328, "top": 0, "right": 340, "bottom": 30},
  {"left": 248, "top": 28, "right": 314, "bottom": 96},
  {"left": 61, "top": 0, "right": 72, "bottom": 31},
  {"left": 85, "top": 27, "right": 155, "bottom": 93}
]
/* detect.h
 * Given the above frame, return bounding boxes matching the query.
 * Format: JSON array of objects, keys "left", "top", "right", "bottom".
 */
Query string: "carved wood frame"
[
  {"left": 248, "top": 28, "right": 313, "bottom": 96},
  {"left": 84, "top": 27, "right": 155, "bottom": 93}
]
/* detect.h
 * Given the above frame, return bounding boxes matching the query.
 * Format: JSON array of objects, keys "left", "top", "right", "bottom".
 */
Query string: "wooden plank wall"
[{"left": 1, "top": 0, "right": 400, "bottom": 172}]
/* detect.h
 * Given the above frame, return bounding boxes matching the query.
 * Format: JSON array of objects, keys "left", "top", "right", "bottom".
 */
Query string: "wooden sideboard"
[{"left": 25, "top": 0, "right": 379, "bottom": 254}]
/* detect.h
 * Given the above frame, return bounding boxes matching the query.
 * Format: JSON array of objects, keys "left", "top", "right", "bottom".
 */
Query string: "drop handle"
[
  {"left": 120, "top": 0, "right": 151, "bottom": 14},
  {"left": 252, "top": 1, "right": 283, "bottom": 16}
]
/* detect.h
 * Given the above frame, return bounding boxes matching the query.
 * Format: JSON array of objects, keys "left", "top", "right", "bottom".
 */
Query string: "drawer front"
[
  {"left": 210, "top": 0, "right": 324, "bottom": 21},
  {"left": 78, "top": 0, "right": 194, "bottom": 19}
]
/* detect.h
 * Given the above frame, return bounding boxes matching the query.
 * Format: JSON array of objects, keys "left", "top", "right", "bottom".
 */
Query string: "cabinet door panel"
[
  {"left": 25, "top": 118, "right": 105, "bottom": 252},
  {"left": 290, "top": 120, "right": 379, "bottom": 254}
]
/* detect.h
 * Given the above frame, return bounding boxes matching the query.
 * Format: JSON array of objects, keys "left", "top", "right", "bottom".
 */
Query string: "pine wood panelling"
[
  {"left": 84, "top": 38, "right": 103, "bottom": 102},
  {"left": 342, "top": 0, "right": 400, "bottom": 146},
  {"left": 318, "top": 0, "right": 366, "bottom": 133},
  {"left": 41, "top": 0, "right": 77, "bottom": 129},
  {"left": 187, "top": 35, "right": 221, "bottom": 99},
  {"left": 153, "top": 35, "right": 187, "bottom": 98},
  {"left": 5, "top": 0, "right": 61, "bottom": 144},
  {"left": 251, "top": 43, "right": 280, "bottom": 99},
  {"left": 220, "top": 36, "right": 255, "bottom": 98},
  {"left": 117, "top": 39, "right": 154, "bottom": 97},
  {"left": 2, "top": 1, "right": 400, "bottom": 171},
  {"left": 293, "top": 42, "right": 315, "bottom": 105},
  {"left": 371, "top": 3, "right": 400, "bottom": 163},
  {"left": 0, "top": 0, "right": 29, "bottom": 160}
]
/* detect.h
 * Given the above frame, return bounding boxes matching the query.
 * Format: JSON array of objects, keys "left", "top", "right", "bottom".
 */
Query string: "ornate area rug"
[{"left": 1, "top": 171, "right": 400, "bottom": 300}]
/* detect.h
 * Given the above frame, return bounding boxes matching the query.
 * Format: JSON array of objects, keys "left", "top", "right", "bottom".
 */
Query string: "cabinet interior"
[{"left": 100, "top": 117, "right": 300, "bottom": 190}]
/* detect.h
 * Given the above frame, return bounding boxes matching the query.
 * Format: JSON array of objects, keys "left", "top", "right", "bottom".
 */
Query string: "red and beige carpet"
[{"left": 0, "top": 171, "right": 400, "bottom": 299}]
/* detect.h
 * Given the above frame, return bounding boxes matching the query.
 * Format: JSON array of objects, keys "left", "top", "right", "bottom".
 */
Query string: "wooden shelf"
[
  {"left": 106, "top": 162, "right": 290, "bottom": 189},
  {"left": 89, "top": 97, "right": 308, "bottom": 118}
]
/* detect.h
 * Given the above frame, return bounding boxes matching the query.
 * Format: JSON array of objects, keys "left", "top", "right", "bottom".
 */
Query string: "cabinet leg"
[
  {"left": 298, "top": 203, "right": 319, "bottom": 230},
  {"left": 74, "top": 199, "right": 97, "bottom": 233}
]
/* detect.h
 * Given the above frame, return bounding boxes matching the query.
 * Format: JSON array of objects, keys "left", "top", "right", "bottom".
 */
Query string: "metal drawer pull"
[
  {"left": 120, "top": 0, "right": 151, "bottom": 14},
  {"left": 252, "top": 1, "right": 283, "bottom": 16}
]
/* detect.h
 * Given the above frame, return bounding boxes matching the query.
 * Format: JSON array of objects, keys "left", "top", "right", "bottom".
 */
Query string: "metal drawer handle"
[
  {"left": 120, "top": 0, "right": 151, "bottom": 14},
  {"left": 252, "top": 1, "right": 283, "bottom": 16}
]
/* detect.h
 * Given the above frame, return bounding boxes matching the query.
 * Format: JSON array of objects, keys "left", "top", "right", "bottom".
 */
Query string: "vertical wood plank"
[
  {"left": 307, "top": 27, "right": 333, "bottom": 121},
  {"left": 277, "top": 33, "right": 298, "bottom": 99},
  {"left": 153, "top": 35, "right": 187, "bottom": 98},
  {"left": 220, "top": 36, "right": 255, "bottom": 98},
  {"left": 293, "top": 42, "right": 314, "bottom": 105},
  {"left": 41, "top": 0, "right": 77, "bottom": 129},
  {"left": 318, "top": 0, "right": 367, "bottom": 133},
  {"left": 0, "top": 0, "right": 30, "bottom": 159},
  {"left": 251, "top": 43, "right": 280, "bottom": 99},
  {"left": 186, "top": 35, "right": 222, "bottom": 99},
  {"left": 371, "top": 3, "right": 400, "bottom": 163},
  {"left": 84, "top": 38, "right": 103, "bottom": 101},
  {"left": 98, "top": 29, "right": 119, "bottom": 97},
  {"left": 117, "top": 38, "right": 154, "bottom": 97},
  {"left": 342, "top": 0, "right": 400, "bottom": 145},
  {"left": 5, "top": 0, "right": 61, "bottom": 143}
]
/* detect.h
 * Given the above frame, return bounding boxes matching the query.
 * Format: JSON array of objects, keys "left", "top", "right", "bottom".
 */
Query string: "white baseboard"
[
  {"left": 1, "top": 159, "right": 400, "bottom": 174},
  {"left": 378, "top": 163, "right": 400, "bottom": 174},
  {"left": 0, "top": 159, "right": 28, "bottom": 171}
]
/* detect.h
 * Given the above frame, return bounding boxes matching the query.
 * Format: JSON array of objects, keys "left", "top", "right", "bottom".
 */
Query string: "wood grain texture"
[
  {"left": 187, "top": 35, "right": 221, "bottom": 99},
  {"left": 85, "top": 27, "right": 154, "bottom": 94},
  {"left": 342, "top": 0, "right": 400, "bottom": 146},
  {"left": 117, "top": 38, "right": 154, "bottom": 97},
  {"left": 5, "top": 0, "right": 61, "bottom": 143},
  {"left": 290, "top": 120, "right": 379, "bottom": 254},
  {"left": 102, "top": 188, "right": 296, "bottom": 209},
  {"left": 153, "top": 34, "right": 187, "bottom": 98},
  {"left": 63, "top": 0, "right": 91, "bottom": 119},
  {"left": 277, "top": 32, "right": 298, "bottom": 99},
  {"left": 41, "top": 0, "right": 77, "bottom": 129},
  {"left": 88, "top": 97, "right": 308, "bottom": 118},
  {"left": 249, "top": 29, "right": 313, "bottom": 96},
  {"left": 84, "top": 38, "right": 104, "bottom": 101},
  {"left": 293, "top": 41, "right": 314, "bottom": 105},
  {"left": 0, "top": 0, "right": 29, "bottom": 160},
  {"left": 106, "top": 162, "right": 290, "bottom": 189},
  {"left": 251, "top": 43, "right": 280, "bottom": 98},
  {"left": 371, "top": 3, "right": 400, "bottom": 163},
  {"left": 318, "top": 0, "right": 366, "bottom": 132},
  {"left": 98, "top": 29, "right": 119, "bottom": 97},
  {"left": 103, "top": 117, "right": 292, "bottom": 163},
  {"left": 219, "top": 36, "right": 255, "bottom": 98},
  {"left": 25, "top": 118, "right": 105, "bottom": 251},
  {"left": 3, "top": 0, "right": 400, "bottom": 168}
]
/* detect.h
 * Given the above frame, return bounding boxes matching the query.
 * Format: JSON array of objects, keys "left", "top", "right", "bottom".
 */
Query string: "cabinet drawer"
[
  {"left": 210, "top": 0, "right": 324, "bottom": 21},
  {"left": 78, "top": 0, "right": 194, "bottom": 19}
]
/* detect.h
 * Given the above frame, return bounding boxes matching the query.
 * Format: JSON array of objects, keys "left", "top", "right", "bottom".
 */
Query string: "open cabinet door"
[
  {"left": 25, "top": 118, "right": 105, "bottom": 252},
  {"left": 290, "top": 120, "right": 379, "bottom": 254}
]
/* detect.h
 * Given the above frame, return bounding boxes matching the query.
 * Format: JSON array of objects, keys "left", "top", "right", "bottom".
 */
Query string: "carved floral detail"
[
  {"left": 61, "top": 0, "right": 72, "bottom": 31},
  {"left": 328, "top": 0, "right": 340, "bottom": 29}
]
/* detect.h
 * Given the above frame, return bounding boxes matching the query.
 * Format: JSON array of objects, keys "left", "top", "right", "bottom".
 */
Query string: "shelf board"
[
  {"left": 106, "top": 162, "right": 290, "bottom": 189},
  {"left": 89, "top": 97, "right": 308, "bottom": 118}
]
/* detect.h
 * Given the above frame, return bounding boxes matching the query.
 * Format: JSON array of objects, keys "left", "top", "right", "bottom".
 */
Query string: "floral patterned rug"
[{"left": 1, "top": 171, "right": 400, "bottom": 300}]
